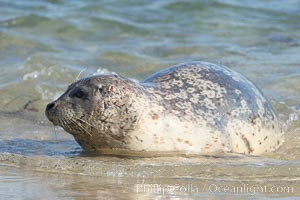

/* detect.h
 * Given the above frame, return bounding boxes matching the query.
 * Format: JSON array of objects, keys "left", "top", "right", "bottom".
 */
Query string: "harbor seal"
[{"left": 45, "top": 61, "right": 284, "bottom": 156}]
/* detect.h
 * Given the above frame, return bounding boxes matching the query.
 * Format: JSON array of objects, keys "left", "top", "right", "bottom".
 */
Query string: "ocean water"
[{"left": 0, "top": 0, "right": 300, "bottom": 199}]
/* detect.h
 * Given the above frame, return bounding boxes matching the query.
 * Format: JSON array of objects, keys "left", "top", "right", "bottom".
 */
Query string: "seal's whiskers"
[{"left": 70, "top": 118, "right": 92, "bottom": 137}]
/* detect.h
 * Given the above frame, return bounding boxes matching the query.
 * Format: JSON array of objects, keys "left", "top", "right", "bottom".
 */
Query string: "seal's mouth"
[
  {"left": 45, "top": 112, "right": 60, "bottom": 126},
  {"left": 47, "top": 117, "right": 59, "bottom": 126},
  {"left": 45, "top": 102, "right": 60, "bottom": 126}
]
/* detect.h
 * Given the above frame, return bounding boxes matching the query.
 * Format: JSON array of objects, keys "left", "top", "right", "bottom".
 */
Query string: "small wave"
[
  {"left": 23, "top": 71, "right": 41, "bottom": 81},
  {"left": 286, "top": 105, "right": 300, "bottom": 126},
  {"left": 92, "top": 67, "right": 140, "bottom": 83},
  {"left": 92, "top": 67, "right": 117, "bottom": 76}
]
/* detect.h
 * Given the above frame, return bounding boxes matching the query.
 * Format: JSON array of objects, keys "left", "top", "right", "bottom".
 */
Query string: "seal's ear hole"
[
  {"left": 108, "top": 85, "right": 113, "bottom": 93},
  {"left": 98, "top": 86, "right": 104, "bottom": 94},
  {"left": 98, "top": 85, "right": 113, "bottom": 95}
]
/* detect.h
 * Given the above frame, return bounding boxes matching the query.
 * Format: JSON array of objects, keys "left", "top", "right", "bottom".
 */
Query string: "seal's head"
[{"left": 45, "top": 74, "right": 146, "bottom": 152}]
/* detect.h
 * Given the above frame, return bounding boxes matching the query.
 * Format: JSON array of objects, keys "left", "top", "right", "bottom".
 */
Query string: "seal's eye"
[
  {"left": 70, "top": 88, "right": 85, "bottom": 98},
  {"left": 74, "top": 90, "right": 84, "bottom": 98}
]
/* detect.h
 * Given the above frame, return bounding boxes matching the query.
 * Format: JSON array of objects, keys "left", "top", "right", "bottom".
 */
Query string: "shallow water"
[{"left": 0, "top": 0, "right": 300, "bottom": 199}]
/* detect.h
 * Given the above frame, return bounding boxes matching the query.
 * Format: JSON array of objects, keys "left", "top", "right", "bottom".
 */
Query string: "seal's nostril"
[{"left": 46, "top": 102, "right": 55, "bottom": 111}]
